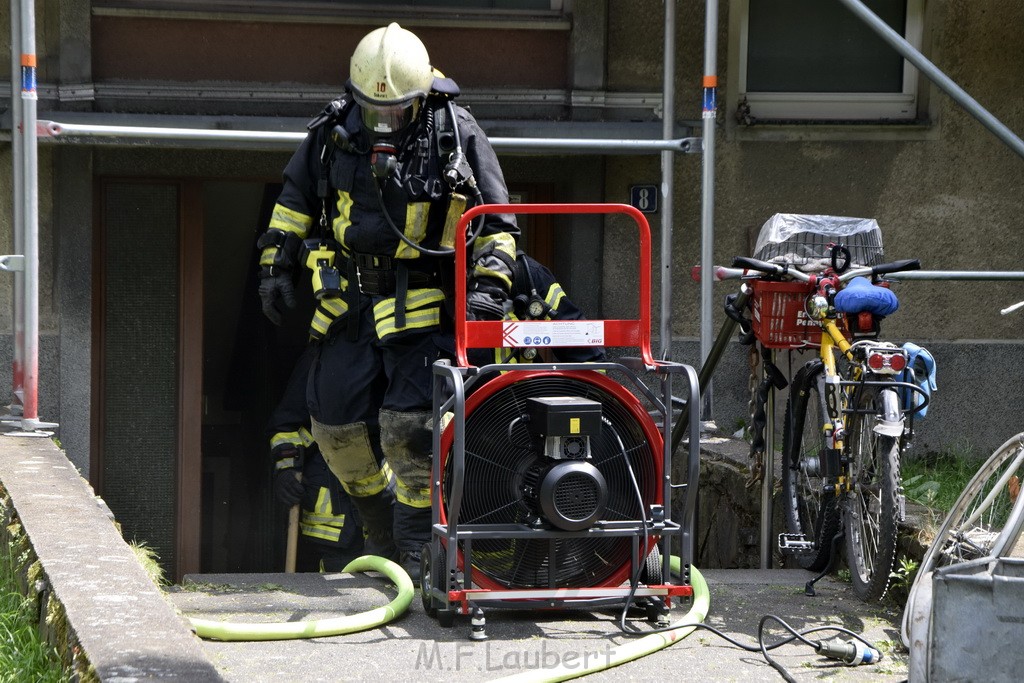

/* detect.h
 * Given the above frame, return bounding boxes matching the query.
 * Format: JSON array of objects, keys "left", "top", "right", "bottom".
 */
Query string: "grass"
[
  {"left": 0, "top": 544, "right": 70, "bottom": 683},
  {"left": 130, "top": 541, "right": 167, "bottom": 587},
  {"left": 901, "top": 443, "right": 985, "bottom": 515}
]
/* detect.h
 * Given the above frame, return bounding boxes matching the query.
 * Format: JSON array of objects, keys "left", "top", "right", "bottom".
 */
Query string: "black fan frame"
[{"left": 440, "top": 372, "right": 661, "bottom": 589}]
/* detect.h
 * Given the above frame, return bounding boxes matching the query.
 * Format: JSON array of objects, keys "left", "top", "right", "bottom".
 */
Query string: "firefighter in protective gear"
[
  {"left": 268, "top": 345, "right": 376, "bottom": 571},
  {"left": 257, "top": 23, "right": 519, "bottom": 581}
]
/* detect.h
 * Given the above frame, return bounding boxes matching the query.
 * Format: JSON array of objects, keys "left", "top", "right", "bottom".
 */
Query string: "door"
[{"left": 93, "top": 179, "right": 202, "bottom": 581}]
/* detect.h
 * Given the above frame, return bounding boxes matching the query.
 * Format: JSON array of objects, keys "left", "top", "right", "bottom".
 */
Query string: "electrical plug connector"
[{"left": 815, "top": 638, "right": 881, "bottom": 665}]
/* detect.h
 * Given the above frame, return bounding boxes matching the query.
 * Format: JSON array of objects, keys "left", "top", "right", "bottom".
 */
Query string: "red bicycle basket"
[{"left": 750, "top": 280, "right": 819, "bottom": 349}]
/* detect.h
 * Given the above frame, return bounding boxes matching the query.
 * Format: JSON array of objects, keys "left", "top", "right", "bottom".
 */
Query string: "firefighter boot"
[
  {"left": 379, "top": 409, "right": 434, "bottom": 583},
  {"left": 349, "top": 487, "right": 399, "bottom": 561},
  {"left": 311, "top": 419, "right": 398, "bottom": 560},
  {"left": 395, "top": 502, "right": 432, "bottom": 582}
]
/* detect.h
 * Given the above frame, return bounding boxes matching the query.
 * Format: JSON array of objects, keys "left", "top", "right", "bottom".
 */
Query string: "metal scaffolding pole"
[
  {"left": 18, "top": 0, "right": 36, "bottom": 428},
  {"left": 4, "top": 0, "right": 53, "bottom": 435},
  {"left": 8, "top": 0, "right": 24, "bottom": 419},
  {"left": 36, "top": 120, "right": 697, "bottom": 153},
  {"left": 839, "top": 0, "right": 1024, "bottom": 161},
  {"left": 699, "top": 0, "right": 719, "bottom": 419},
  {"left": 658, "top": 0, "right": 676, "bottom": 362}
]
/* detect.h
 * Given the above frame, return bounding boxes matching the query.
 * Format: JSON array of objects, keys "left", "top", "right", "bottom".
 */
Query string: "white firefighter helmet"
[{"left": 349, "top": 23, "right": 433, "bottom": 136}]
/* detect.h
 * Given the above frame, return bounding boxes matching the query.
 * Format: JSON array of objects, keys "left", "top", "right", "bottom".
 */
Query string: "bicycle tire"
[
  {"left": 843, "top": 382, "right": 902, "bottom": 601},
  {"left": 902, "top": 431, "right": 1024, "bottom": 648},
  {"left": 781, "top": 360, "right": 841, "bottom": 571}
]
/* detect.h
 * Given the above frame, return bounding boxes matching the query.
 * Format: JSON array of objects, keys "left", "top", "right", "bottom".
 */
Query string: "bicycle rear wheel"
[
  {"left": 902, "top": 431, "right": 1024, "bottom": 647},
  {"left": 843, "top": 382, "right": 902, "bottom": 601},
  {"left": 781, "top": 361, "right": 841, "bottom": 571}
]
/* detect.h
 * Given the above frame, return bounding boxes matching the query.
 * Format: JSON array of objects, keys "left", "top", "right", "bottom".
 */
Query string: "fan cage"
[{"left": 440, "top": 371, "right": 663, "bottom": 590}]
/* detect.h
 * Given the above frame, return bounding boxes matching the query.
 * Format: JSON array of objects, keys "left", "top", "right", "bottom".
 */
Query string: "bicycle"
[
  {"left": 901, "top": 299, "right": 1024, "bottom": 650},
  {"left": 726, "top": 249, "right": 926, "bottom": 601}
]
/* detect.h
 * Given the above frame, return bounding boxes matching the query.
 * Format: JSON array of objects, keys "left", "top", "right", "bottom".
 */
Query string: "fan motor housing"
[
  {"left": 525, "top": 396, "right": 602, "bottom": 460},
  {"left": 521, "top": 459, "right": 609, "bottom": 531}
]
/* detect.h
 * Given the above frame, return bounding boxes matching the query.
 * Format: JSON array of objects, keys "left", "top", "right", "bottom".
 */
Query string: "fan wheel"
[{"left": 440, "top": 370, "right": 663, "bottom": 590}]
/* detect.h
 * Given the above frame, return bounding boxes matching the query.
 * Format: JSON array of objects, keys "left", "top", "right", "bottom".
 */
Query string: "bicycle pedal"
[{"left": 778, "top": 533, "right": 816, "bottom": 555}]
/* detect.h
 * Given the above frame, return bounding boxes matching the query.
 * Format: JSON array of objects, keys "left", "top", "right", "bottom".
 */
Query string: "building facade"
[{"left": 1, "top": 0, "right": 1022, "bottom": 578}]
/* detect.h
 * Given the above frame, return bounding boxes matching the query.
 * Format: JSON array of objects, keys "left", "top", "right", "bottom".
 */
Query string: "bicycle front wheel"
[
  {"left": 901, "top": 431, "right": 1024, "bottom": 648},
  {"left": 781, "top": 361, "right": 841, "bottom": 571},
  {"left": 843, "top": 382, "right": 902, "bottom": 601}
]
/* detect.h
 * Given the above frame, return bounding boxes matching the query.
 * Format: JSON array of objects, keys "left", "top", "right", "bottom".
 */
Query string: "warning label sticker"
[{"left": 501, "top": 320, "right": 605, "bottom": 347}]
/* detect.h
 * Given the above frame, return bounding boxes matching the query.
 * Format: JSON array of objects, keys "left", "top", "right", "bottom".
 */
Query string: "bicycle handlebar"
[
  {"left": 728, "top": 256, "right": 921, "bottom": 283},
  {"left": 871, "top": 259, "right": 922, "bottom": 276}
]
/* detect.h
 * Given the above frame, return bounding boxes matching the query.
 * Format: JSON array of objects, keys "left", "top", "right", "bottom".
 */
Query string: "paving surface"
[{"left": 169, "top": 568, "right": 908, "bottom": 682}]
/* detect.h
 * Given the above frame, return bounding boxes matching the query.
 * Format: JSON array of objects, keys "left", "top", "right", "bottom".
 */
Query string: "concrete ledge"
[
  {"left": 0, "top": 434, "right": 222, "bottom": 682},
  {"left": 694, "top": 435, "right": 928, "bottom": 571}
]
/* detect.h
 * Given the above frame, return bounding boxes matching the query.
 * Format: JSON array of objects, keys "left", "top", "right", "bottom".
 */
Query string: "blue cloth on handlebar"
[
  {"left": 898, "top": 342, "right": 936, "bottom": 418},
  {"left": 833, "top": 277, "right": 899, "bottom": 316}
]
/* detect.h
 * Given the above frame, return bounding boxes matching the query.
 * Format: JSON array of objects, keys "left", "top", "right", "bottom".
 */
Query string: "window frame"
[{"left": 735, "top": 0, "right": 925, "bottom": 123}]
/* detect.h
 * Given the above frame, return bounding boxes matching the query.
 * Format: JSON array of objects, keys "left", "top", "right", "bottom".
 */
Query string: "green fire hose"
[
  {"left": 189, "top": 555, "right": 413, "bottom": 641},
  {"left": 188, "top": 553, "right": 710, "bottom": 683},
  {"left": 492, "top": 559, "right": 711, "bottom": 683}
]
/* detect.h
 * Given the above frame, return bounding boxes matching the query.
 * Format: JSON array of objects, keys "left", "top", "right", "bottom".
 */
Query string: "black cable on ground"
[{"left": 616, "top": 564, "right": 883, "bottom": 681}]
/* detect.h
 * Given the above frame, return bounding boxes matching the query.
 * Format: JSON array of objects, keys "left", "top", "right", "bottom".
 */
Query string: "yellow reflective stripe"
[
  {"left": 395, "top": 202, "right": 430, "bottom": 259},
  {"left": 259, "top": 247, "right": 279, "bottom": 267},
  {"left": 300, "top": 522, "right": 342, "bottom": 543},
  {"left": 375, "top": 307, "right": 441, "bottom": 339},
  {"left": 274, "top": 456, "right": 296, "bottom": 470},
  {"left": 544, "top": 284, "right": 566, "bottom": 311},
  {"left": 373, "top": 288, "right": 445, "bottom": 338},
  {"left": 301, "top": 488, "right": 347, "bottom": 533},
  {"left": 308, "top": 295, "right": 350, "bottom": 337},
  {"left": 332, "top": 191, "right": 354, "bottom": 248},
  {"left": 321, "top": 296, "right": 348, "bottom": 316},
  {"left": 475, "top": 267, "right": 512, "bottom": 289},
  {"left": 314, "top": 487, "right": 331, "bottom": 514},
  {"left": 394, "top": 478, "right": 431, "bottom": 508},
  {"left": 268, "top": 203, "right": 313, "bottom": 236},
  {"left": 297, "top": 427, "right": 314, "bottom": 448},
  {"left": 440, "top": 193, "right": 467, "bottom": 249},
  {"left": 472, "top": 233, "right": 517, "bottom": 288},
  {"left": 270, "top": 431, "right": 304, "bottom": 450},
  {"left": 310, "top": 310, "right": 332, "bottom": 337},
  {"left": 304, "top": 511, "right": 346, "bottom": 525},
  {"left": 373, "top": 288, "right": 446, "bottom": 318},
  {"left": 474, "top": 233, "right": 516, "bottom": 260},
  {"left": 340, "top": 466, "right": 391, "bottom": 498}
]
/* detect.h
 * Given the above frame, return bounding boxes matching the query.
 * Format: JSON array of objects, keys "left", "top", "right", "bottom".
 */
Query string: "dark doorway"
[{"left": 202, "top": 181, "right": 314, "bottom": 574}]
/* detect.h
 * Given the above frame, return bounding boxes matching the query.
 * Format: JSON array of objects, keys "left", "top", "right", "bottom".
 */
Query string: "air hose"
[
  {"left": 188, "top": 555, "right": 413, "bottom": 642},
  {"left": 492, "top": 558, "right": 711, "bottom": 683}
]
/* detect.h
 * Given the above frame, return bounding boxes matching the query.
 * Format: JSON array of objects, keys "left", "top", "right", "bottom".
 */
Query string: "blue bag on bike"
[{"left": 899, "top": 341, "right": 936, "bottom": 418}]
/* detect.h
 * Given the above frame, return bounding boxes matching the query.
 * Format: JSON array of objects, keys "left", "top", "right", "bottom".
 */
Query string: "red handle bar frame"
[{"left": 455, "top": 203, "right": 655, "bottom": 368}]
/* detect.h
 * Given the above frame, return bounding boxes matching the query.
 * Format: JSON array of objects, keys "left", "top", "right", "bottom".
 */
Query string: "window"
[{"left": 736, "top": 0, "right": 924, "bottom": 123}]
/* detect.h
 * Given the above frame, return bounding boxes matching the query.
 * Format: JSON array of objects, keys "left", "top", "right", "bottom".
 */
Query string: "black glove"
[
  {"left": 273, "top": 468, "right": 304, "bottom": 506},
  {"left": 466, "top": 279, "right": 508, "bottom": 321},
  {"left": 258, "top": 272, "right": 297, "bottom": 326}
]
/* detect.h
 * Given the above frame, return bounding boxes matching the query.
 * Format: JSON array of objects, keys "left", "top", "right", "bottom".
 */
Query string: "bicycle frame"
[
  {"left": 715, "top": 255, "right": 932, "bottom": 599},
  {"left": 812, "top": 282, "right": 903, "bottom": 495}
]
